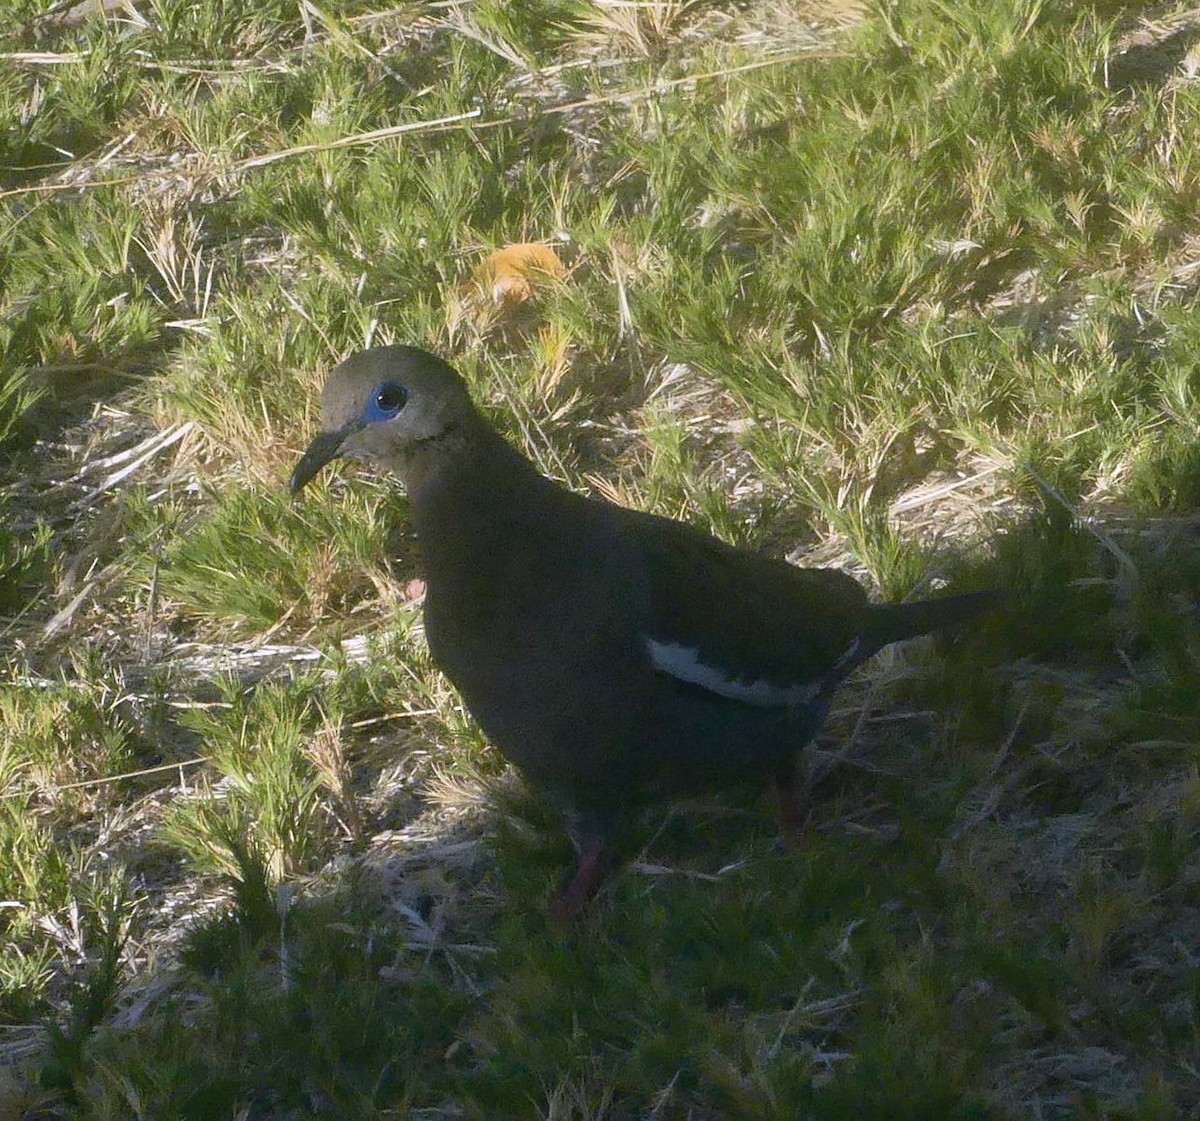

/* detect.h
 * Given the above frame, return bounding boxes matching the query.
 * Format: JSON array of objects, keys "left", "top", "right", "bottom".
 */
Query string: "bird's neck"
[{"left": 405, "top": 418, "right": 551, "bottom": 550}]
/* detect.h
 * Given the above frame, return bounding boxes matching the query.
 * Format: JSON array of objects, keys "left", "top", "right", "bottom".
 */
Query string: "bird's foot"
[
  {"left": 550, "top": 843, "right": 612, "bottom": 925},
  {"left": 775, "top": 763, "right": 808, "bottom": 850}
]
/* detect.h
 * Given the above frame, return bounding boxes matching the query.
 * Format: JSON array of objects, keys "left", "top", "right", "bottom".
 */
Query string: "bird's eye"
[
  {"left": 376, "top": 384, "right": 406, "bottom": 412},
  {"left": 367, "top": 381, "right": 408, "bottom": 421}
]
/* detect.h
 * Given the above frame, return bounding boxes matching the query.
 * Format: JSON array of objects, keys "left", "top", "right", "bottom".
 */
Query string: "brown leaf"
[{"left": 472, "top": 242, "right": 566, "bottom": 309}]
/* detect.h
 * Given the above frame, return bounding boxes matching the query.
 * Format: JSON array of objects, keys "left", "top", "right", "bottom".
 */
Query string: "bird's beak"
[{"left": 289, "top": 423, "right": 358, "bottom": 494}]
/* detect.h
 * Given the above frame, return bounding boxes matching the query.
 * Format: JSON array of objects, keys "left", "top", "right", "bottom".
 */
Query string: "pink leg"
[
  {"left": 775, "top": 762, "right": 805, "bottom": 849},
  {"left": 550, "top": 837, "right": 612, "bottom": 925}
]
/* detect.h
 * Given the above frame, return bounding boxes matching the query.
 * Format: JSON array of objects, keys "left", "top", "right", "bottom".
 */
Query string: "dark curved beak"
[{"left": 290, "top": 425, "right": 356, "bottom": 494}]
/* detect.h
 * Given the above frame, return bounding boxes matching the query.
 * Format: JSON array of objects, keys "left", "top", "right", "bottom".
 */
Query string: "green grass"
[{"left": 2, "top": 0, "right": 1200, "bottom": 1116}]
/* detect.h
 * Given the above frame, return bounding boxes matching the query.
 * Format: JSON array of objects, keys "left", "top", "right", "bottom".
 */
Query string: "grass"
[{"left": 2, "top": 0, "right": 1200, "bottom": 1115}]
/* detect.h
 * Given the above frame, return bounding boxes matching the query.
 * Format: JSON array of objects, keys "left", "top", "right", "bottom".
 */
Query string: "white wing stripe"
[{"left": 647, "top": 639, "right": 822, "bottom": 708}]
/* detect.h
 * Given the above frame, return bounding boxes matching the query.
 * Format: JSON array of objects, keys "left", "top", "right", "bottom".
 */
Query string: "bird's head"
[{"left": 290, "top": 345, "right": 477, "bottom": 494}]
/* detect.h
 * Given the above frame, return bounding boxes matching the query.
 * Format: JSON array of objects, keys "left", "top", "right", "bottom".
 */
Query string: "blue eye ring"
[{"left": 365, "top": 381, "right": 408, "bottom": 423}]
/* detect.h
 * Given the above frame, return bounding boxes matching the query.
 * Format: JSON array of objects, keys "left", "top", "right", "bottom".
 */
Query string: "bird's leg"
[
  {"left": 550, "top": 843, "right": 611, "bottom": 925},
  {"left": 774, "top": 762, "right": 805, "bottom": 848},
  {"left": 550, "top": 811, "right": 614, "bottom": 925}
]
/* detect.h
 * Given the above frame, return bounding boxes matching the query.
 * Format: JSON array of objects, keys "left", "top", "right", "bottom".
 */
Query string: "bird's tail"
[{"left": 866, "top": 589, "right": 1004, "bottom": 649}]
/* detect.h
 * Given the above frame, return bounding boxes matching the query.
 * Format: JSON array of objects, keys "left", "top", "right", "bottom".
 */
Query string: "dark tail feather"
[{"left": 866, "top": 589, "right": 1005, "bottom": 649}]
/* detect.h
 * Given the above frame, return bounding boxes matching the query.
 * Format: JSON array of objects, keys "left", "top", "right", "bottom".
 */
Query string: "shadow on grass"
[{"left": 18, "top": 492, "right": 1200, "bottom": 1117}]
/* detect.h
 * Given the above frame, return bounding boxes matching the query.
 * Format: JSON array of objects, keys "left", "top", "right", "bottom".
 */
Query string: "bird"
[{"left": 291, "top": 344, "right": 1000, "bottom": 921}]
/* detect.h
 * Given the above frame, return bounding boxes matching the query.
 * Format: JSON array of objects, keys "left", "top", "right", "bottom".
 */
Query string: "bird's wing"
[{"left": 619, "top": 509, "right": 873, "bottom": 707}]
